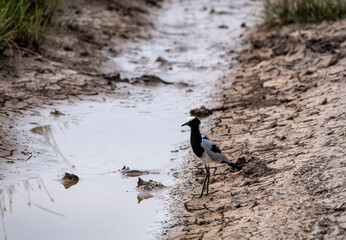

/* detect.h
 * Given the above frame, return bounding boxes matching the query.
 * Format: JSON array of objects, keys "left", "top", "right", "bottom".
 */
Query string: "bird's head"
[{"left": 181, "top": 116, "right": 201, "bottom": 127}]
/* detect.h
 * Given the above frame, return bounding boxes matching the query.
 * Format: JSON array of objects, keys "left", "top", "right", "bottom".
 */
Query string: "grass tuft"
[
  {"left": 265, "top": 0, "right": 346, "bottom": 26},
  {"left": 0, "top": 0, "right": 60, "bottom": 54}
]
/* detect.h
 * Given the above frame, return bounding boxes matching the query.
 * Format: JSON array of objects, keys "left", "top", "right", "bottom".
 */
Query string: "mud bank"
[{"left": 166, "top": 20, "right": 346, "bottom": 239}]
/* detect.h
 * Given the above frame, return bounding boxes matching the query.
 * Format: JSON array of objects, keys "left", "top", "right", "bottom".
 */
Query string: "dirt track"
[
  {"left": 165, "top": 20, "right": 346, "bottom": 239},
  {"left": 0, "top": 0, "right": 345, "bottom": 239}
]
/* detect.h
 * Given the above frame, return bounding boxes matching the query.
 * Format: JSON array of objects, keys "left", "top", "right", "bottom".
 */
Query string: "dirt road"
[{"left": 0, "top": 0, "right": 345, "bottom": 239}]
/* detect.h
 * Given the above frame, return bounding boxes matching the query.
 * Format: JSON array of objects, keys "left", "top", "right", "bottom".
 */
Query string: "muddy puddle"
[{"left": 0, "top": 0, "right": 261, "bottom": 239}]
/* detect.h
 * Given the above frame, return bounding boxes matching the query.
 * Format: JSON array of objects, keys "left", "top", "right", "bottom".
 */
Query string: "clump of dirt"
[
  {"left": 166, "top": 19, "right": 346, "bottom": 239},
  {"left": 50, "top": 109, "right": 65, "bottom": 117},
  {"left": 131, "top": 74, "right": 173, "bottom": 85},
  {"left": 190, "top": 106, "right": 212, "bottom": 118},
  {"left": 134, "top": 166, "right": 166, "bottom": 205},
  {"left": 190, "top": 106, "right": 229, "bottom": 118},
  {"left": 137, "top": 177, "right": 165, "bottom": 191},
  {"left": 120, "top": 166, "right": 159, "bottom": 177}
]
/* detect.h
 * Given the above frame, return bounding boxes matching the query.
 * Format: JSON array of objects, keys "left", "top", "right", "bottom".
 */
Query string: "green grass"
[
  {"left": 0, "top": 0, "right": 60, "bottom": 54},
  {"left": 265, "top": 0, "right": 346, "bottom": 25}
]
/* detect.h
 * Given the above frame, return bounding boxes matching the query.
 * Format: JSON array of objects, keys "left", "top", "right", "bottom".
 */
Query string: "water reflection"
[
  {"left": 0, "top": 176, "right": 165, "bottom": 240},
  {"left": 31, "top": 125, "right": 75, "bottom": 171},
  {"left": 0, "top": 189, "right": 9, "bottom": 240},
  {"left": 137, "top": 193, "right": 153, "bottom": 204},
  {"left": 0, "top": 179, "right": 66, "bottom": 240},
  {"left": 58, "top": 173, "right": 79, "bottom": 189},
  {"left": 19, "top": 100, "right": 183, "bottom": 239}
]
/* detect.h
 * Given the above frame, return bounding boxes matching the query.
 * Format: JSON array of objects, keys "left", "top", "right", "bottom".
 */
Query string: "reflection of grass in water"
[
  {"left": 0, "top": 179, "right": 65, "bottom": 239},
  {"left": 0, "top": 189, "right": 8, "bottom": 240},
  {"left": 38, "top": 178, "right": 54, "bottom": 202},
  {"left": 31, "top": 124, "right": 75, "bottom": 171}
]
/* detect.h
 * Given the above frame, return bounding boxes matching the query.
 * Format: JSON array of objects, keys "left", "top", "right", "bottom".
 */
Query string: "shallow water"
[
  {"left": 0, "top": 0, "right": 261, "bottom": 239},
  {"left": 1, "top": 95, "right": 186, "bottom": 240},
  {"left": 1, "top": 177, "right": 164, "bottom": 240}
]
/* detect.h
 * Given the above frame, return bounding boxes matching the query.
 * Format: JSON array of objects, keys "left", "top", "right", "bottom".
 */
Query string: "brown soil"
[
  {"left": 165, "top": 20, "right": 346, "bottom": 239},
  {"left": 0, "top": 0, "right": 160, "bottom": 164}
]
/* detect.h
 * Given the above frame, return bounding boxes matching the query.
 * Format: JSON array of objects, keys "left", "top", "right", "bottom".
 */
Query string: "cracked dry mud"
[{"left": 165, "top": 20, "right": 346, "bottom": 239}]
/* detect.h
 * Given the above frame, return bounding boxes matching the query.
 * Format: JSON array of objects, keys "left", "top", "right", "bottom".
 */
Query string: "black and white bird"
[{"left": 182, "top": 116, "right": 241, "bottom": 197}]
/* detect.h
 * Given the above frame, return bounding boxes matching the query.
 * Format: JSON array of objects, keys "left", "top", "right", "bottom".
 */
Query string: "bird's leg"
[
  {"left": 206, "top": 165, "right": 210, "bottom": 196},
  {"left": 199, "top": 164, "right": 208, "bottom": 197}
]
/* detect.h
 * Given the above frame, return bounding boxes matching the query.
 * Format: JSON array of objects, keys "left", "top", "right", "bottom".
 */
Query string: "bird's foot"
[{"left": 199, "top": 192, "right": 209, "bottom": 198}]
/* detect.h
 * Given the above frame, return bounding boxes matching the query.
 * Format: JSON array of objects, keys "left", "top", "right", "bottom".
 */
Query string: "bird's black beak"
[{"left": 181, "top": 122, "right": 188, "bottom": 127}]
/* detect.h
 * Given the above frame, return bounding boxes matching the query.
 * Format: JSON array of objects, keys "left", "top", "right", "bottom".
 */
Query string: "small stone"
[
  {"left": 190, "top": 106, "right": 212, "bottom": 118},
  {"left": 50, "top": 109, "right": 65, "bottom": 116},
  {"left": 321, "top": 98, "right": 328, "bottom": 105}
]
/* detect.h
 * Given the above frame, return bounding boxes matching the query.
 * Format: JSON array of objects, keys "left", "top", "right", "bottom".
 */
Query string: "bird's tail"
[{"left": 221, "top": 160, "right": 242, "bottom": 171}]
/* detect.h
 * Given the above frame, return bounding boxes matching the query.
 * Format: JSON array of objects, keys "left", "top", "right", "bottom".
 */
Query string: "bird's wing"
[
  {"left": 200, "top": 137, "right": 229, "bottom": 163},
  {"left": 200, "top": 133, "right": 241, "bottom": 170}
]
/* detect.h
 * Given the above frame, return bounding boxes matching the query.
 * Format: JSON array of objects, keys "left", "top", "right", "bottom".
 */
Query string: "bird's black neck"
[{"left": 190, "top": 125, "right": 204, "bottom": 157}]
